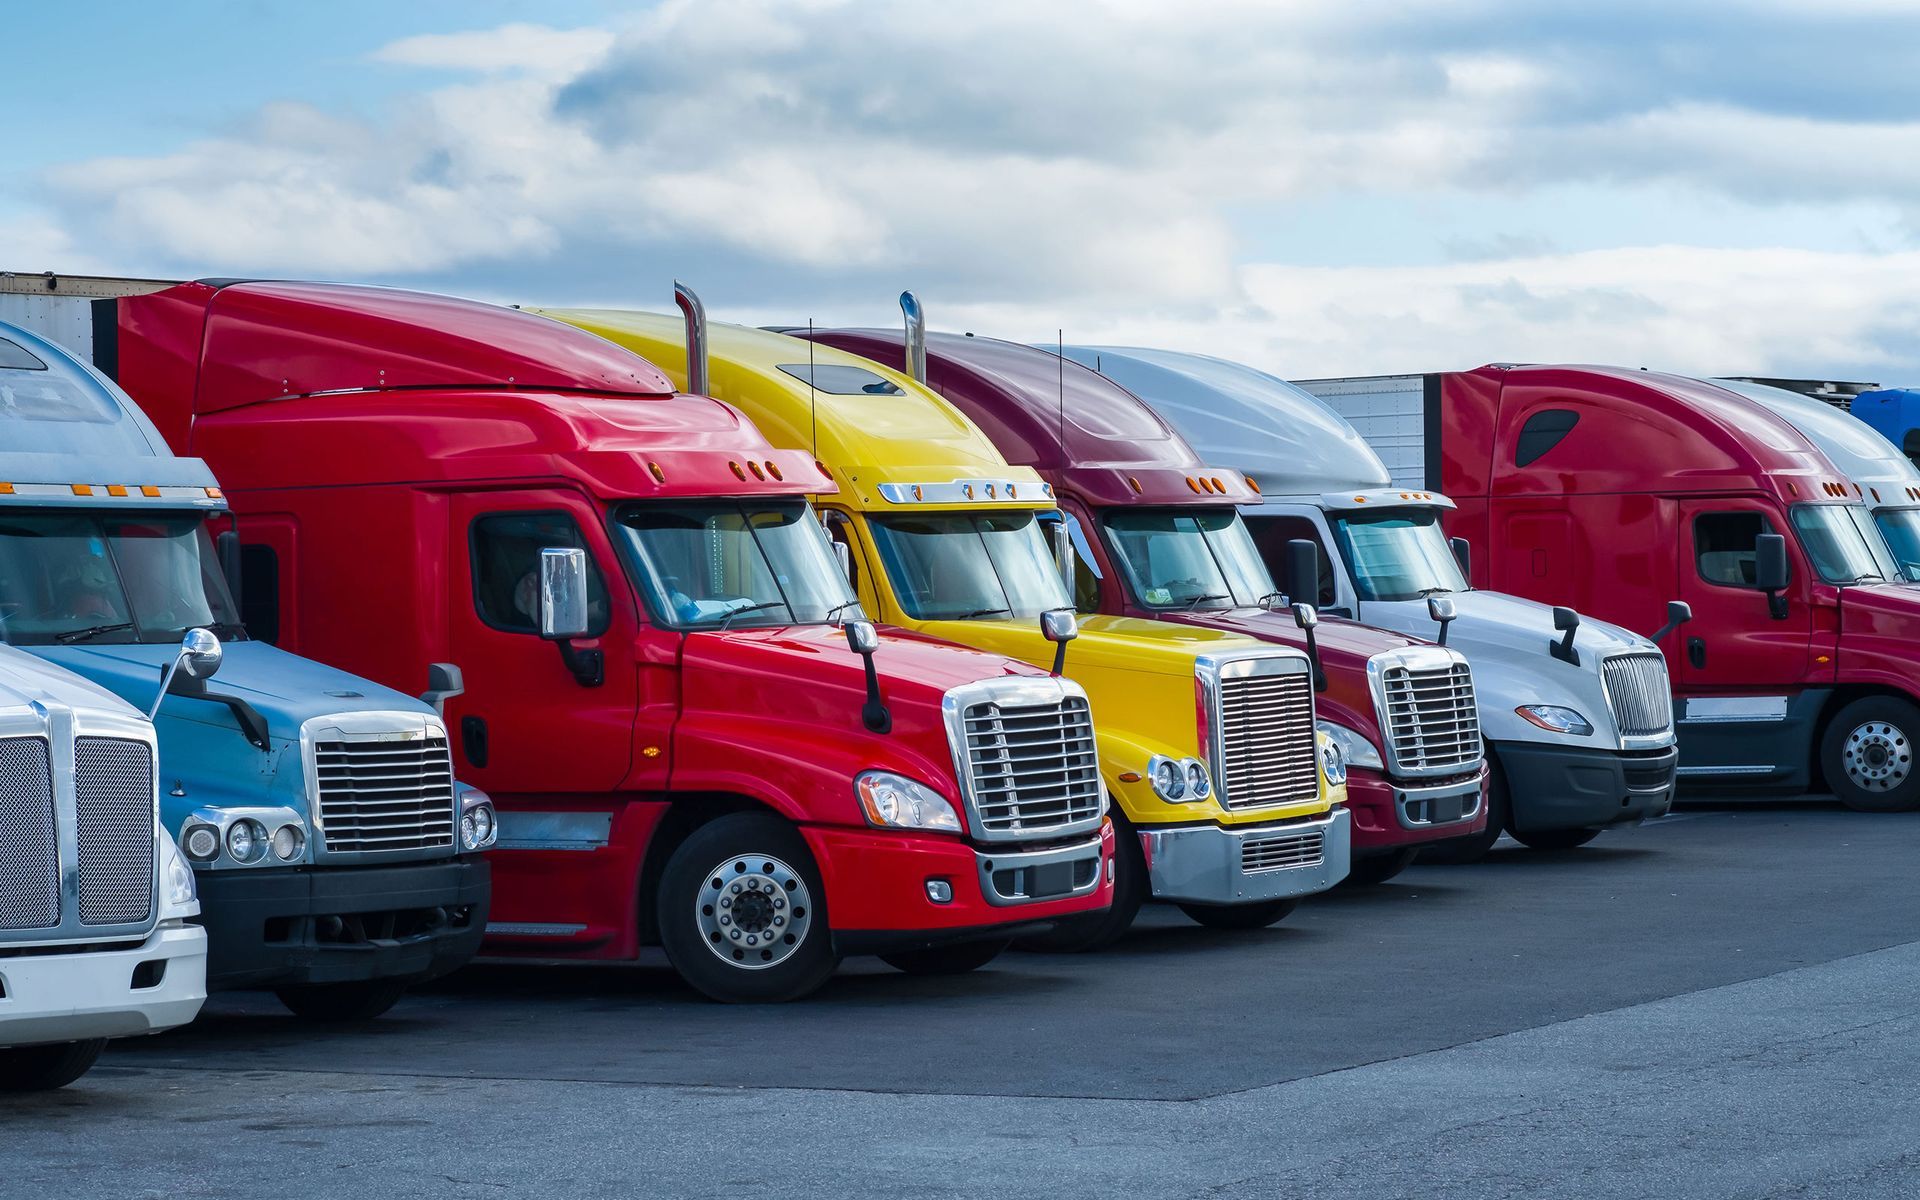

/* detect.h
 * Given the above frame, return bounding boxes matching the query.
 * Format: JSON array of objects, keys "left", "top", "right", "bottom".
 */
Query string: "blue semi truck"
[{"left": 0, "top": 314, "right": 493, "bottom": 1020}]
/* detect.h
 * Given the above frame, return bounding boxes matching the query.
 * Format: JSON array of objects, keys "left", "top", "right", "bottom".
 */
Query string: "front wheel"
[
  {"left": 275, "top": 979, "right": 410, "bottom": 1021},
  {"left": 1343, "top": 847, "right": 1419, "bottom": 887},
  {"left": 1821, "top": 696, "right": 1920, "bottom": 812},
  {"left": 0, "top": 1040, "right": 108, "bottom": 1091},
  {"left": 880, "top": 937, "right": 1011, "bottom": 976},
  {"left": 1177, "top": 898, "right": 1297, "bottom": 930},
  {"left": 657, "top": 812, "right": 839, "bottom": 1003},
  {"left": 1509, "top": 826, "right": 1601, "bottom": 851}
]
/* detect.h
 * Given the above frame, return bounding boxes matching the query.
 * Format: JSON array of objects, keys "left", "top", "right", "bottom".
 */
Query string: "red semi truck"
[
  {"left": 16, "top": 274, "right": 1117, "bottom": 1001},
  {"left": 805, "top": 306, "right": 1489, "bottom": 884},
  {"left": 1298, "top": 365, "right": 1920, "bottom": 811}
]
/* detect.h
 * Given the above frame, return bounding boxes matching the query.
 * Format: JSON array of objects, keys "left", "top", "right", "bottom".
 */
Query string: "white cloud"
[{"left": 370, "top": 23, "right": 616, "bottom": 77}]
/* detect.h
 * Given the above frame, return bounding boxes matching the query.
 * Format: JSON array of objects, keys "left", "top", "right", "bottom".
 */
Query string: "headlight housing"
[
  {"left": 1317, "top": 729, "right": 1348, "bottom": 788},
  {"left": 856, "top": 771, "right": 963, "bottom": 833},
  {"left": 1148, "top": 755, "right": 1211, "bottom": 803},
  {"left": 226, "top": 818, "right": 268, "bottom": 865},
  {"left": 160, "top": 838, "right": 199, "bottom": 918},
  {"left": 458, "top": 784, "right": 499, "bottom": 851},
  {"left": 1516, "top": 704, "right": 1595, "bottom": 737},
  {"left": 1316, "top": 720, "right": 1383, "bottom": 772}
]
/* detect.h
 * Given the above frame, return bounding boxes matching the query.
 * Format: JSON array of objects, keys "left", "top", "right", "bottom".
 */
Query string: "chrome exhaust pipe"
[
  {"left": 674, "top": 280, "right": 710, "bottom": 396},
  {"left": 899, "top": 291, "right": 927, "bottom": 384}
]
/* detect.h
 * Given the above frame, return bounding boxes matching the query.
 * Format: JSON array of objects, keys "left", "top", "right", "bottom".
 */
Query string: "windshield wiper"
[
  {"left": 1182, "top": 592, "right": 1231, "bottom": 610},
  {"left": 954, "top": 607, "right": 1012, "bottom": 620},
  {"left": 55, "top": 622, "right": 135, "bottom": 645},
  {"left": 824, "top": 600, "right": 862, "bottom": 622},
  {"left": 718, "top": 601, "right": 791, "bottom": 631},
  {"left": 1254, "top": 590, "right": 1288, "bottom": 609},
  {"left": 1415, "top": 586, "right": 1456, "bottom": 597}
]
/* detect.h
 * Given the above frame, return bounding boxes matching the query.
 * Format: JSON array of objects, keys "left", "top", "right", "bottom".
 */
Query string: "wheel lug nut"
[{"left": 730, "top": 883, "right": 741, "bottom": 894}]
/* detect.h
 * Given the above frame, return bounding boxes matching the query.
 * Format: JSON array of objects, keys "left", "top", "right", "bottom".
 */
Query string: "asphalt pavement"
[{"left": 7, "top": 802, "right": 1918, "bottom": 1198}]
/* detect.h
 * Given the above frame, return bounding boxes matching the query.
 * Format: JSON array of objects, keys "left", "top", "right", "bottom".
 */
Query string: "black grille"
[
  {"left": 315, "top": 736, "right": 456, "bottom": 853},
  {"left": 0, "top": 737, "right": 58, "bottom": 931},
  {"left": 74, "top": 738, "right": 154, "bottom": 926}
]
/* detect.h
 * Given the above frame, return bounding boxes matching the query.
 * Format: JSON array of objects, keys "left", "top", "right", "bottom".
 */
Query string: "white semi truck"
[{"left": 1, "top": 644, "right": 207, "bottom": 1089}]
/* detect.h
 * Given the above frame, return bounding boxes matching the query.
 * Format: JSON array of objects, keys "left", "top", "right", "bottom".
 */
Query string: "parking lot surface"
[{"left": 8, "top": 803, "right": 1919, "bottom": 1198}]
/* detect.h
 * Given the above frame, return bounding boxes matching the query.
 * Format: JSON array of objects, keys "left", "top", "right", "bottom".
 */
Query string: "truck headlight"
[
  {"left": 459, "top": 785, "right": 499, "bottom": 851},
  {"left": 161, "top": 838, "right": 199, "bottom": 917},
  {"left": 1316, "top": 720, "right": 1383, "bottom": 772},
  {"left": 1317, "top": 729, "right": 1348, "bottom": 788},
  {"left": 271, "top": 823, "right": 307, "bottom": 862},
  {"left": 226, "top": 818, "right": 268, "bottom": 864},
  {"left": 1184, "top": 760, "right": 1211, "bottom": 800},
  {"left": 856, "top": 771, "right": 962, "bottom": 833},
  {"left": 182, "top": 822, "right": 221, "bottom": 862},
  {"left": 1516, "top": 704, "right": 1594, "bottom": 737}
]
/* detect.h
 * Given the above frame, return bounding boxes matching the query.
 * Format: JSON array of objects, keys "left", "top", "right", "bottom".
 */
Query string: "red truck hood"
[
  {"left": 1839, "top": 582, "right": 1920, "bottom": 656},
  {"left": 1157, "top": 608, "right": 1430, "bottom": 741}
]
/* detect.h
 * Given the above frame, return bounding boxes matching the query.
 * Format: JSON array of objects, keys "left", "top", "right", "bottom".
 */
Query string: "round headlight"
[
  {"left": 183, "top": 824, "right": 220, "bottom": 862},
  {"left": 461, "top": 812, "right": 479, "bottom": 851},
  {"left": 471, "top": 804, "right": 495, "bottom": 847},
  {"left": 272, "top": 824, "right": 306, "bottom": 861},
  {"left": 1184, "top": 759, "right": 1211, "bottom": 799},
  {"left": 1150, "top": 756, "right": 1186, "bottom": 801},
  {"left": 226, "top": 818, "right": 267, "bottom": 864}
]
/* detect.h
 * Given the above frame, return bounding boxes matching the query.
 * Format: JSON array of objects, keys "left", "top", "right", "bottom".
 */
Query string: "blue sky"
[{"left": 6, "top": 0, "right": 1920, "bottom": 381}]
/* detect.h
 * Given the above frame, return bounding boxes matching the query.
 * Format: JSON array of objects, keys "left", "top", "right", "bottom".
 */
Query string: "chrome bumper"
[
  {"left": 1142, "top": 808, "right": 1351, "bottom": 905},
  {"left": 1393, "top": 771, "right": 1486, "bottom": 830},
  {"left": 974, "top": 832, "right": 1107, "bottom": 907}
]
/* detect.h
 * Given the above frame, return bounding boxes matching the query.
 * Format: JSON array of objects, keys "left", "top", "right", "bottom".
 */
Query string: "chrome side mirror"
[
  {"left": 1292, "top": 603, "right": 1318, "bottom": 630},
  {"left": 844, "top": 619, "right": 889, "bottom": 732},
  {"left": 150, "top": 628, "right": 222, "bottom": 720},
  {"left": 845, "top": 618, "right": 881, "bottom": 656},
  {"left": 832, "top": 538, "right": 853, "bottom": 583},
  {"left": 1049, "top": 519, "right": 1077, "bottom": 595},
  {"left": 539, "top": 548, "right": 591, "bottom": 641},
  {"left": 1427, "top": 596, "right": 1456, "bottom": 647},
  {"left": 1041, "top": 608, "right": 1077, "bottom": 677}
]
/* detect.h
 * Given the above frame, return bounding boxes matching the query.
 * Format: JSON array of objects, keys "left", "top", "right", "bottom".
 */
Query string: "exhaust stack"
[
  {"left": 899, "top": 291, "right": 927, "bottom": 384},
  {"left": 674, "top": 281, "right": 710, "bottom": 396}
]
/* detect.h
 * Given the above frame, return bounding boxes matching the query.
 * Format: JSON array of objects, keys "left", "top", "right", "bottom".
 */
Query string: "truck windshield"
[
  {"left": 1874, "top": 508, "right": 1920, "bottom": 582},
  {"left": 1791, "top": 504, "right": 1895, "bottom": 584},
  {"left": 869, "top": 511, "right": 1072, "bottom": 620},
  {"left": 1328, "top": 508, "right": 1467, "bottom": 602},
  {"left": 1102, "top": 508, "right": 1278, "bottom": 610},
  {"left": 613, "top": 501, "right": 859, "bottom": 630},
  {"left": 0, "top": 511, "right": 240, "bottom": 645}
]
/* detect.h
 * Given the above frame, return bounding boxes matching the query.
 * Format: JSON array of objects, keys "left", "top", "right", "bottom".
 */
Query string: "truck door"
[
  {"left": 447, "top": 491, "right": 645, "bottom": 798},
  {"left": 1674, "top": 499, "right": 1811, "bottom": 692}
]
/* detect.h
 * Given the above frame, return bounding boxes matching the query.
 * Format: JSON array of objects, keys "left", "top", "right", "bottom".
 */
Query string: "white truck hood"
[{"left": 0, "top": 642, "right": 144, "bottom": 721}]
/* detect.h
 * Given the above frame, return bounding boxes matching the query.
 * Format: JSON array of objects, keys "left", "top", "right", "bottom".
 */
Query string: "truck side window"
[
  {"left": 471, "top": 512, "right": 611, "bottom": 636},
  {"left": 1515, "top": 409, "right": 1579, "bottom": 468},
  {"left": 239, "top": 545, "right": 279, "bottom": 645},
  {"left": 1245, "top": 516, "right": 1337, "bottom": 607},
  {"left": 1694, "top": 512, "right": 1777, "bottom": 588}
]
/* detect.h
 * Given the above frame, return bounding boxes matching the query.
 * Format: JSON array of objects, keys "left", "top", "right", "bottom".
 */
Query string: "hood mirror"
[
  {"left": 1041, "top": 608, "right": 1077, "bottom": 676},
  {"left": 845, "top": 619, "right": 890, "bottom": 733},
  {"left": 1426, "top": 595, "right": 1457, "bottom": 647},
  {"left": 1755, "top": 532, "right": 1790, "bottom": 619},
  {"left": 1292, "top": 603, "right": 1328, "bottom": 692},
  {"left": 845, "top": 618, "right": 881, "bottom": 657},
  {"left": 1651, "top": 600, "right": 1693, "bottom": 644},
  {"left": 149, "top": 628, "right": 222, "bottom": 720},
  {"left": 1550, "top": 605, "right": 1581, "bottom": 666}
]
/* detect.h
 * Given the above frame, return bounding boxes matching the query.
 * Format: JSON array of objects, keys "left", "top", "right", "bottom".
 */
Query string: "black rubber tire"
[
  {"left": 275, "top": 979, "right": 410, "bottom": 1022},
  {"left": 1015, "top": 810, "right": 1144, "bottom": 953},
  {"left": 0, "top": 1040, "right": 107, "bottom": 1091},
  {"left": 1177, "top": 897, "right": 1298, "bottom": 930},
  {"left": 880, "top": 937, "right": 1011, "bottom": 976},
  {"left": 1343, "top": 847, "right": 1419, "bottom": 887},
  {"left": 1419, "top": 760, "right": 1509, "bottom": 865},
  {"left": 657, "top": 812, "right": 839, "bottom": 1003},
  {"left": 1820, "top": 695, "right": 1920, "bottom": 812},
  {"left": 1509, "top": 825, "right": 1602, "bottom": 851}
]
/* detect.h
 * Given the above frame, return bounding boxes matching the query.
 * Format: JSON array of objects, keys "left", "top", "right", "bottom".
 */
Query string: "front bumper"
[
  {"left": 1497, "top": 741, "right": 1678, "bottom": 833},
  {"left": 195, "top": 858, "right": 491, "bottom": 991},
  {"left": 802, "top": 821, "right": 1114, "bottom": 956},
  {"left": 1141, "top": 807, "right": 1351, "bottom": 905},
  {"left": 1346, "top": 766, "right": 1489, "bottom": 853},
  {"left": 0, "top": 922, "right": 207, "bottom": 1048}
]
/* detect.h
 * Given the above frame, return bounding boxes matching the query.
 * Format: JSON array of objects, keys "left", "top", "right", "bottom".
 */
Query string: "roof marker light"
[
  {"left": 730, "top": 461, "right": 747, "bottom": 480},
  {"left": 816, "top": 460, "right": 833, "bottom": 480},
  {"left": 0, "top": 483, "right": 12, "bottom": 495},
  {"left": 1186, "top": 477, "right": 1201, "bottom": 493},
  {"left": 648, "top": 462, "right": 666, "bottom": 483},
  {"left": 1354, "top": 496, "right": 1368, "bottom": 504},
  {"left": 1127, "top": 477, "right": 1142, "bottom": 494},
  {"left": 1855, "top": 483, "right": 1864, "bottom": 496},
  {"left": 140, "top": 486, "right": 160, "bottom": 497},
  {"left": 1247, "top": 477, "right": 1260, "bottom": 494},
  {"left": 748, "top": 461, "right": 765, "bottom": 480},
  {"left": 71, "top": 484, "right": 93, "bottom": 496},
  {"left": 1400, "top": 492, "right": 1410, "bottom": 500},
  {"left": 1007, "top": 484, "right": 1017, "bottom": 498},
  {"left": 1873, "top": 488, "right": 1881, "bottom": 502},
  {"left": 1211, "top": 477, "right": 1226, "bottom": 493},
  {"left": 963, "top": 484, "right": 975, "bottom": 499},
  {"left": 1787, "top": 482, "right": 1798, "bottom": 496},
  {"left": 986, "top": 483, "right": 997, "bottom": 498},
  {"left": 107, "top": 485, "right": 128, "bottom": 497},
  {"left": 913, "top": 485, "right": 924, "bottom": 501},
  {"left": 205, "top": 487, "right": 223, "bottom": 499},
  {"left": 1043, "top": 483, "right": 1055, "bottom": 497},
  {"left": 766, "top": 461, "right": 783, "bottom": 481}
]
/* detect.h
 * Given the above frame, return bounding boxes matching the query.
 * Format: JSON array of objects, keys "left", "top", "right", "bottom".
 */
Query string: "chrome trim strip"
[
  {"left": 1392, "top": 772, "right": 1485, "bottom": 829},
  {"left": 876, "top": 477, "right": 1046, "bottom": 505},
  {"left": 973, "top": 832, "right": 1105, "bottom": 907},
  {"left": 1675, "top": 765, "right": 1775, "bottom": 777},
  {"left": 495, "top": 810, "right": 614, "bottom": 852}
]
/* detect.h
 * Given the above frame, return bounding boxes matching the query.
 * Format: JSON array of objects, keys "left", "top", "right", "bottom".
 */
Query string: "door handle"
[
  {"left": 461, "top": 715, "right": 490, "bottom": 769},
  {"left": 1686, "top": 637, "right": 1706, "bottom": 670}
]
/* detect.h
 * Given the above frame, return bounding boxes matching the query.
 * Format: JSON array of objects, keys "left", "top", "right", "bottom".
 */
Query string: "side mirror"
[
  {"left": 1050, "top": 518, "right": 1078, "bottom": 594},
  {"left": 832, "top": 538, "right": 853, "bottom": 583},
  {"left": 1426, "top": 595, "right": 1457, "bottom": 647},
  {"left": 1292, "top": 603, "right": 1318, "bottom": 630},
  {"left": 1550, "top": 605, "right": 1580, "bottom": 666},
  {"left": 1449, "top": 536, "right": 1471, "bottom": 581},
  {"left": 1755, "top": 533, "right": 1790, "bottom": 619},
  {"left": 538, "top": 548, "right": 591, "bottom": 641},
  {"left": 845, "top": 619, "right": 889, "bottom": 732},
  {"left": 149, "top": 628, "right": 222, "bottom": 720},
  {"left": 421, "top": 662, "right": 465, "bottom": 715},
  {"left": 1285, "top": 539, "right": 1319, "bottom": 605},
  {"left": 216, "top": 528, "right": 243, "bottom": 611},
  {"left": 845, "top": 618, "right": 881, "bottom": 657},
  {"left": 1651, "top": 600, "right": 1693, "bottom": 644},
  {"left": 1041, "top": 608, "right": 1077, "bottom": 676},
  {"left": 1293, "top": 604, "right": 1327, "bottom": 692}
]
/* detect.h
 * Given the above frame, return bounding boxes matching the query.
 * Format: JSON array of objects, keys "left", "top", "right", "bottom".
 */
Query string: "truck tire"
[
  {"left": 0, "top": 1040, "right": 108, "bottom": 1091},
  {"left": 1342, "top": 847, "right": 1418, "bottom": 887},
  {"left": 1014, "top": 810, "right": 1145, "bottom": 953},
  {"left": 1822, "top": 696, "right": 1920, "bottom": 812},
  {"left": 1509, "top": 825, "right": 1601, "bottom": 850},
  {"left": 880, "top": 937, "right": 1011, "bottom": 976},
  {"left": 1419, "top": 760, "right": 1509, "bottom": 865},
  {"left": 1176, "top": 898, "right": 1297, "bottom": 930},
  {"left": 658, "top": 812, "right": 839, "bottom": 1003},
  {"left": 275, "top": 980, "right": 410, "bottom": 1021}
]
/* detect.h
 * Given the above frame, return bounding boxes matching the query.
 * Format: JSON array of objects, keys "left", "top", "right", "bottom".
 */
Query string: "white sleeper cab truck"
[{"left": 1, "top": 643, "right": 207, "bottom": 1090}]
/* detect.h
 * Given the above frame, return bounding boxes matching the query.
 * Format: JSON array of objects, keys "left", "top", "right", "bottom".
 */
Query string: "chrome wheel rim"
[
  {"left": 1842, "top": 721, "right": 1912, "bottom": 792},
  {"left": 696, "top": 853, "right": 812, "bottom": 970}
]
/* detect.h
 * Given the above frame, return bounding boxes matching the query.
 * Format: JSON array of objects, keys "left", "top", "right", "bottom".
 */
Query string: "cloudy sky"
[{"left": 6, "top": 0, "right": 1920, "bottom": 381}]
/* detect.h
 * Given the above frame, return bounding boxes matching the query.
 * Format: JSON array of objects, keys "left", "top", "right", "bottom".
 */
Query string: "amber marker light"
[
  {"left": 1247, "top": 477, "right": 1261, "bottom": 494},
  {"left": 205, "top": 487, "right": 223, "bottom": 499},
  {"left": 1185, "top": 477, "right": 1201, "bottom": 493},
  {"left": 71, "top": 484, "right": 94, "bottom": 496},
  {"left": 748, "top": 461, "right": 765, "bottom": 480},
  {"left": 140, "top": 486, "right": 160, "bottom": 497},
  {"left": 1128, "top": 477, "right": 1143, "bottom": 494},
  {"left": 729, "top": 461, "right": 746, "bottom": 480},
  {"left": 766, "top": 461, "right": 783, "bottom": 480},
  {"left": 1117, "top": 771, "right": 1142, "bottom": 784},
  {"left": 0, "top": 483, "right": 13, "bottom": 495},
  {"left": 648, "top": 462, "right": 666, "bottom": 483}
]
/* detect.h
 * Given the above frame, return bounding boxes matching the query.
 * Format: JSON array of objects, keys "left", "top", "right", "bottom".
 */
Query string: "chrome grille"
[
  {"left": 1217, "top": 670, "right": 1319, "bottom": 809},
  {"left": 73, "top": 738, "right": 154, "bottom": 926},
  {"left": 1378, "top": 656, "right": 1481, "bottom": 775},
  {"left": 314, "top": 735, "right": 456, "bottom": 853},
  {"left": 1602, "top": 654, "right": 1674, "bottom": 738},
  {"left": 1241, "top": 828, "right": 1325, "bottom": 873},
  {"left": 959, "top": 695, "right": 1103, "bottom": 840},
  {"left": 0, "top": 737, "right": 58, "bottom": 931}
]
